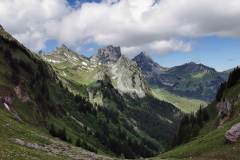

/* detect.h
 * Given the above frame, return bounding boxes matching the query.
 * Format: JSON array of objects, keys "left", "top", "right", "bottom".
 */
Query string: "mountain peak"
[
  {"left": 133, "top": 52, "right": 153, "bottom": 63},
  {"left": 138, "top": 51, "right": 150, "bottom": 58},
  {"left": 91, "top": 45, "right": 121, "bottom": 64},
  {"left": 171, "top": 62, "right": 217, "bottom": 76},
  {"left": 51, "top": 44, "right": 82, "bottom": 61},
  {"left": 187, "top": 61, "right": 197, "bottom": 65},
  {"left": 133, "top": 52, "right": 167, "bottom": 75},
  {"left": 56, "top": 44, "right": 71, "bottom": 52}
]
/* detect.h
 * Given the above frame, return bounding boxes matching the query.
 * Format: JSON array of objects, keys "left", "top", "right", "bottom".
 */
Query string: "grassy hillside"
[
  {"left": 151, "top": 86, "right": 207, "bottom": 113},
  {"left": 0, "top": 106, "right": 116, "bottom": 160},
  {"left": 0, "top": 26, "right": 183, "bottom": 159},
  {"left": 153, "top": 70, "right": 240, "bottom": 160},
  {"left": 0, "top": 27, "right": 117, "bottom": 159},
  {"left": 41, "top": 45, "right": 184, "bottom": 157},
  {"left": 154, "top": 111, "right": 240, "bottom": 160}
]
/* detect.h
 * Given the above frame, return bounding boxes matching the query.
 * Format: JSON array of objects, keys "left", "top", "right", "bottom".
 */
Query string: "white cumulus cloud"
[{"left": 0, "top": 0, "right": 240, "bottom": 55}]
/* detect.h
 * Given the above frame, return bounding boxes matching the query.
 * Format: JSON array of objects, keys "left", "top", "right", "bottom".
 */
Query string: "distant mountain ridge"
[
  {"left": 133, "top": 53, "right": 229, "bottom": 101},
  {"left": 43, "top": 44, "right": 229, "bottom": 102},
  {"left": 43, "top": 45, "right": 149, "bottom": 98},
  {"left": 133, "top": 52, "right": 168, "bottom": 85},
  {"left": 157, "top": 67, "right": 240, "bottom": 160}
]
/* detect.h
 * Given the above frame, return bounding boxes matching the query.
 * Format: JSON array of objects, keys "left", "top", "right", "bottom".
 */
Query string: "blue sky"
[
  {"left": 154, "top": 37, "right": 240, "bottom": 71},
  {"left": 1, "top": 0, "right": 240, "bottom": 72}
]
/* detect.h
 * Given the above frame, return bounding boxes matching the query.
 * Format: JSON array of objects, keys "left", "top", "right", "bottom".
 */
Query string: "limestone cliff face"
[
  {"left": 91, "top": 45, "right": 121, "bottom": 65},
  {"left": 91, "top": 46, "right": 149, "bottom": 98},
  {"left": 111, "top": 56, "right": 149, "bottom": 98}
]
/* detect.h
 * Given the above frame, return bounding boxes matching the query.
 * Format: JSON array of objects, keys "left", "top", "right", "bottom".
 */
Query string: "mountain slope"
[
  {"left": 154, "top": 68, "right": 240, "bottom": 160},
  {"left": 42, "top": 45, "right": 183, "bottom": 157},
  {"left": 0, "top": 26, "right": 182, "bottom": 159},
  {"left": 133, "top": 53, "right": 228, "bottom": 102},
  {"left": 132, "top": 52, "right": 168, "bottom": 84},
  {"left": 43, "top": 45, "right": 149, "bottom": 98},
  {"left": 0, "top": 26, "right": 115, "bottom": 159}
]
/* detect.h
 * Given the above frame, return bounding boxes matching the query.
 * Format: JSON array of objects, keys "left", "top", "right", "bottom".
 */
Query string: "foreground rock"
[{"left": 225, "top": 123, "right": 240, "bottom": 143}]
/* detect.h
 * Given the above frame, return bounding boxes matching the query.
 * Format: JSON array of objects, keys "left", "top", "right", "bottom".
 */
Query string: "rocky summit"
[
  {"left": 43, "top": 44, "right": 149, "bottom": 98},
  {"left": 91, "top": 45, "right": 121, "bottom": 64},
  {"left": 133, "top": 52, "right": 168, "bottom": 84}
]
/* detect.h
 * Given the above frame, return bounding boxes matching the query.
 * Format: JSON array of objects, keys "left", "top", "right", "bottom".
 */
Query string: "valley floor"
[{"left": 151, "top": 87, "right": 207, "bottom": 113}]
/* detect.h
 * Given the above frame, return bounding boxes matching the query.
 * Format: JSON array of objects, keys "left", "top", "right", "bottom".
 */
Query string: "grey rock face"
[
  {"left": 217, "top": 100, "right": 232, "bottom": 125},
  {"left": 91, "top": 45, "right": 121, "bottom": 64},
  {"left": 225, "top": 123, "right": 240, "bottom": 143},
  {"left": 90, "top": 46, "right": 149, "bottom": 98},
  {"left": 217, "top": 100, "right": 232, "bottom": 117},
  {"left": 112, "top": 55, "right": 149, "bottom": 98}
]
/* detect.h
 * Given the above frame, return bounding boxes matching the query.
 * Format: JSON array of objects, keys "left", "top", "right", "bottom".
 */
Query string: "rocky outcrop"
[
  {"left": 0, "top": 95, "right": 23, "bottom": 122},
  {"left": 0, "top": 96, "right": 13, "bottom": 111},
  {"left": 90, "top": 46, "right": 149, "bottom": 98},
  {"left": 88, "top": 88, "right": 104, "bottom": 106},
  {"left": 14, "top": 85, "right": 30, "bottom": 102},
  {"left": 217, "top": 100, "right": 232, "bottom": 117},
  {"left": 217, "top": 100, "right": 232, "bottom": 125},
  {"left": 111, "top": 55, "right": 149, "bottom": 98},
  {"left": 225, "top": 123, "right": 240, "bottom": 143},
  {"left": 0, "top": 96, "right": 13, "bottom": 105},
  {"left": 91, "top": 45, "right": 121, "bottom": 64}
]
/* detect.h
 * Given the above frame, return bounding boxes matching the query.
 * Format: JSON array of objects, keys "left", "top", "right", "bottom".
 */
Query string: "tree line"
[
  {"left": 216, "top": 67, "right": 240, "bottom": 101},
  {"left": 173, "top": 106, "right": 209, "bottom": 146}
]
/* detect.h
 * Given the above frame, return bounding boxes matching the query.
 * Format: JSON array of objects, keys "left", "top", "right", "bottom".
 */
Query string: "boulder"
[{"left": 225, "top": 123, "right": 240, "bottom": 143}]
